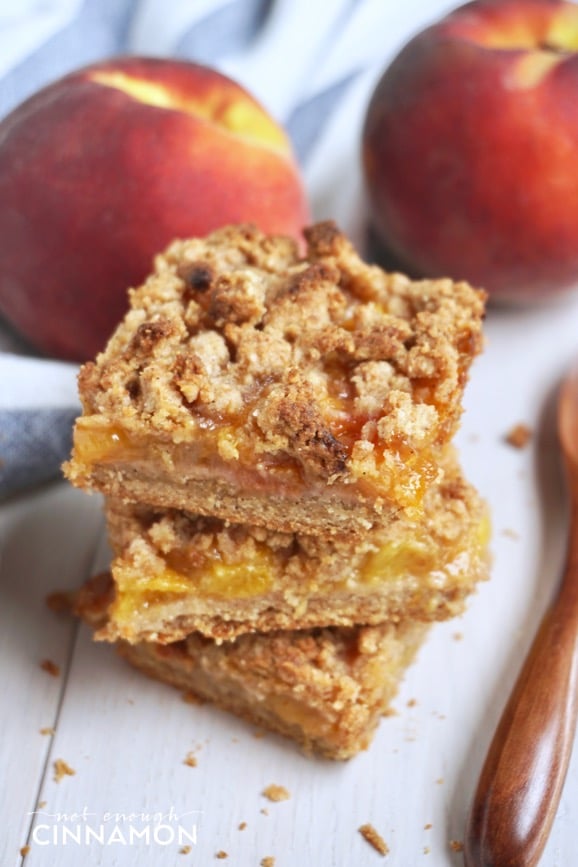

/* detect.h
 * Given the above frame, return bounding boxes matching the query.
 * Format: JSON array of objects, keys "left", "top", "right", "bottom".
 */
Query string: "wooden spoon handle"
[{"left": 464, "top": 530, "right": 578, "bottom": 867}]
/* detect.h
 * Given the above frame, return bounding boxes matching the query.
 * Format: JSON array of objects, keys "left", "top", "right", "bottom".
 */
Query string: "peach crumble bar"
[
  {"left": 99, "top": 452, "right": 489, "bottom": 642},
  {"left": 64, "top": 222, "right": 485, "bottom": 536},
  {"left": 74, "top": 573, "right": 428, "bottom": 760}
]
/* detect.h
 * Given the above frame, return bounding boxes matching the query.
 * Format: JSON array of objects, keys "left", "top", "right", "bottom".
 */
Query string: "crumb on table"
[
  {"left": 20, "top": 845, "right": 30, "bottom": 857},
  {"left": 261, "top": 858, "right": 275, "bottom": 867},
  {"left": 53, "top": 759, "right": 75, "bottom": 783},
  {"left": 262, "top": 784, "right": 290, "bottom": 802},
  {"left": 179, "top": 845, "right": 191, "bottom": 855},
  {"left": 449, "top": 839, "right": 464, "bottom": 853},
  {"left": 183, "top": 751, "right": 197, "bottom": 768},
  {"left": 182, "top": 690, "right": 204, "bottom": 705},
  {"left": 40, "top": 659, "right": 60, "bottom": 677},
  {"left": 39, "top": 727, "right": 56, "bottom": 736},
  {"left": 505, "top": 423, "right": 532, "bottom": 449},
  {"left": 359, "top": 823, "right": 389, "bottom": 856},
  {"left": 45, "top": 591, "right": 73, "bottom": 614},
  {"left": 215, "top": 851, "right": 228, "bottom": 860}
]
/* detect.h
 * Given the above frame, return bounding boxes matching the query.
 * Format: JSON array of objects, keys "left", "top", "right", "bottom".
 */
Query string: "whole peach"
[
  {"left": 362, "top": 0, "right": 578, "bottom": 302},
  {"left": 0, "top": 57, "right": 310, "bottom": 359}
]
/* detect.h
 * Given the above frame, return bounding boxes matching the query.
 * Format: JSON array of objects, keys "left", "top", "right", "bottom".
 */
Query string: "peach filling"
[
  {"left": 72, "top": 417, "right": 442, "bottom": 511},
  {"left": 108, "top": 511, "right": 489, "bottom": 626}
]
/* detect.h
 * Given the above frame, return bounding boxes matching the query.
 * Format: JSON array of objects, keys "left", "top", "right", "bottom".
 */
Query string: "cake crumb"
[
  {"left": 407, "top": 698, "right": 417, "bottom": 708},
  {"left": 46, "top": 591, "right": 73, "bottom": 614},
  {"left": 40, "top": 659, "right": 60, "bottom": 677},
  {"left": 182, "top": 690, "right": 204, "bottom": 705},
  {"left": 20, "top": 845, "right": 30, "bottom": 857},
  {"left": 215, "top": 851, "right": 228, "bottom": 860},
  {"left": 261, "top": 858, "right": 275, "bottom": 867},
  {"left": 424, "top": 846, "right": 431, "bottom": 854},
  {"left": 183, "top": 751, "right": 197, "bottom": 768},
  {"left": 449, "top": 840, "right": 464, "bottom": 853},
  {"left": 424, "top": 823, "right": 432, "bottom": 830},
  {"left": 262, "top": 784, "right": 290, "bottom": 802},
  {"left": 39, "top": 727, "right": 56, "bottom": 736},
  {"left": 452, "top": 632, "right": 463, "bottom": 642},
  {"left": 238, "top": 822, "right": 247, "bottom": 831},
  {"left": 436, "top": 778, "right": 444, "bottom": 785},
  {"left": 501, "top": 527, "right": 520, "bottom": 541},
  {"left": 359, "top": 823, "right": 389, "bottom": 856},
  {"left": 37, "top": 801, "right": 46, "bottom": 809},
  {"left": 53, "top": 759, "right": 75, "bottom": 783},
  {"left": 505, "top": 423, "right": 532, "bottom": 449},
  {"left": 260, "top": 808, "right": 269, "bottom": 816},
  {"left": 180, "top": 845, "right": 191, "bottom": 854}
]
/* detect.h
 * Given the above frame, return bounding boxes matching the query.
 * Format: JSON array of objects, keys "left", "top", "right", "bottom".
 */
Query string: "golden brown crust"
[
  {"left": 64, "top": 222, "right": 485, "bottom": 533},
  {"left": 100, "top": 450, "right": 489, "bottom": 642},
  {"left": 74, "top": 573, "right": 428, "bottom": 760}
]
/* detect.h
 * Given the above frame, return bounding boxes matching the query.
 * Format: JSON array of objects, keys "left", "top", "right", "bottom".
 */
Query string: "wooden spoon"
[{"left": 465, "top": 363, "right": 578, "bottom": 867}]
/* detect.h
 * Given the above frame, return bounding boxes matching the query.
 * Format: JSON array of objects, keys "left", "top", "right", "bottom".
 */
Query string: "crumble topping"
[{"left": 76, "top": 222, "right": 485, "bottom": 485}]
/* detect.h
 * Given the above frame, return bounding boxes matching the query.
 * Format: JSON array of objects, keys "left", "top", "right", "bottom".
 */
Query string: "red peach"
[
  {"left": 0, "top": 57, "right": 310, "bottom": 359},
  {"left": 362, "top": 0, "right": 578, "bottom": 302}
]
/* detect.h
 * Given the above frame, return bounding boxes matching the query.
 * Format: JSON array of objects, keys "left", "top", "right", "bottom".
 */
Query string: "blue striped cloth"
[{"left": 0, "top": 0, "right": 450, "bottom": 497}]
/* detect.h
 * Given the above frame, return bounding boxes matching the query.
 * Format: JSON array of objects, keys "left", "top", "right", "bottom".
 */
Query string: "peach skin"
[
  {"left": 362, "top": 0, "right": 578, "bottom": 303},
  {"left": 0, "top": 57, "right": 310, "bottom": 360}
]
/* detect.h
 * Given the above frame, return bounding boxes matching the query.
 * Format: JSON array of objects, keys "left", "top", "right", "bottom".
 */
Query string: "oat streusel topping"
[{"left": 77, "top": 222, "right": 485, "bottom": 485}]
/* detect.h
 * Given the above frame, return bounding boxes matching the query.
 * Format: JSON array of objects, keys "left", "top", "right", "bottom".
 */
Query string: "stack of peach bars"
[{"left": 64, "top": 222, "right": 489, "bottom": 760}]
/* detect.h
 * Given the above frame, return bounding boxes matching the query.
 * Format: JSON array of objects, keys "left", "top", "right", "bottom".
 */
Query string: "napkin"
[{"left": 0, "top": 0, "right": 449, "bottom": 498}]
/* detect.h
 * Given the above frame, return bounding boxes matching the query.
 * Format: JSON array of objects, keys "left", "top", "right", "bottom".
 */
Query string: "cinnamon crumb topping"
[{"left": 69, "top": 222, "right": 485, "bottom": 489}]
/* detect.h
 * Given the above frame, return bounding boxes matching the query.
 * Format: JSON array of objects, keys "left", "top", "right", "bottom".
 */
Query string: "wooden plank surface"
[{"left": 2, "top": 294, "right": 578, "bottom": 866}]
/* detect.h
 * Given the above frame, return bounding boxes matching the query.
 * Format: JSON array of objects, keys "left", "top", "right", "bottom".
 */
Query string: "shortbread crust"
[
  {"left": 64, "top": 222, "right": 485, "bottom": 535},
  {"left": 100, "top": 452, "right": 489, "bottom": 642},
  {"left": 75, "top": 573, "right": 428, "bottom": 760}
]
